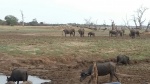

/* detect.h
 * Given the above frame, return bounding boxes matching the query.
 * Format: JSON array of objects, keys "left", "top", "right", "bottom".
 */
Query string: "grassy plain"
[
  {"left": 0, "top": 26, "right": 150, "bottom": 84},
  {"left": 0, "top": 26, "right": 149, "bottom": 61}
]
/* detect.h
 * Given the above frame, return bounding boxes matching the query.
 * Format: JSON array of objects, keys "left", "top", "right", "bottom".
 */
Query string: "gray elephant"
[
  {"left": 62, "top": 29, "right": 75, "bottom": 37},
  {"left": 129, "top": 29, "right": 140, "bottom": 38},
  {"left": 78, "top": 28, "right": 84, "bottom": 37},
  {"left": 116, "top": 30, "right": 124, "bottom": 36},
  {"left": 88, "top": 32, "right": 95, "bottom": 37},
  {"left": 109, "top": 30, "right": 118, "bottom": 37}
]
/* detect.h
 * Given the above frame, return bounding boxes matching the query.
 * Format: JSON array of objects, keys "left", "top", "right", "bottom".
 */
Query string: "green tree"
[
  {"left": 0, "top": 19, "right": 6, "bottom": 25},
  {"left": 4, "top": 15, "right": 18, "bottom": 26},
  {"left": 29, "top": 18, "right": 38, "bottom": 26}
]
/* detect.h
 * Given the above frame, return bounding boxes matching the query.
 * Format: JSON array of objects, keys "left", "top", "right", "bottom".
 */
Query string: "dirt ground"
[
  {"left": 0, "top": 27, "right": 150, "bottom": 84},
  {"left": 0, "top": 54, "right": 150, "bottom": 84}
]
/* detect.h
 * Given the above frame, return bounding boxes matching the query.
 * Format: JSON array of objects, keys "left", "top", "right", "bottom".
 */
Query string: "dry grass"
[{"left": 0, "top": 26, "right": 149, "bottom": 61}]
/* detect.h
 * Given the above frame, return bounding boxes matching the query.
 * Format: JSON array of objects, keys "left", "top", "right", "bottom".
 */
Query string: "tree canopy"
[{"left": 4, "top": 15, "right": 18, "bottom": 26}]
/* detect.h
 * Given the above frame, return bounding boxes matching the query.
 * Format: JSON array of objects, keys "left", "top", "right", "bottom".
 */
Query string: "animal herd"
[
  {"left": 62, "top": 28, "right": 140, "bottom": 38},
  {"left": 6, "top": 55, "right": 130, "bottom": 84}
]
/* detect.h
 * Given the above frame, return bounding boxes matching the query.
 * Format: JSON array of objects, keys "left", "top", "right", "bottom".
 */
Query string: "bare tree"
[
  {"left": 145, "top": 21, "right": 150, "bottom": 32},
  {"left": 84, "top": 17, "right": 92, "bottom": 28},
  {"left": 84, "top": 17, "right": 98, "bottom": 30},
  {"left": 20, "top": 10, "right": 24, "bottom": 27},
  {"left": 132, "top": 6, "right": 148, "bottom": 29},
  {"left": 123, "top": 15, "right": 131, "bottom": 30}
]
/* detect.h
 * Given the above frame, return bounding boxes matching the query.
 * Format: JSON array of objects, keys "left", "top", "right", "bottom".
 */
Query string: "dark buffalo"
[
  {"left": 78, "top": 28, "right": 84, "bottom": 37},
  {"left": 7, "top": 68, "right": 28, "bottom": 84},
  {"left": 117, "top": 55, "right": 130, "bottom": 65},
  {"left": 88, "top": 32, "right": 95, "bottom": 37},
  {"left": 80, "top": 62, "right": 119, "bottom": 84},
  {"left": 109, "top": 30, "right": 118, "bottom": 37},
  {"left": 129, "top": 29, "right": 140, "bottom": 38},
  {"left": 62, "top": 29, "right": 75, "bottom": 37}
]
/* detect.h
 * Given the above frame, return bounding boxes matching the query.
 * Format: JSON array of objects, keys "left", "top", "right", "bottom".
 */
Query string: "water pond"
[{"left": 0, "top": 73, "right": 51, "bottom": 84}]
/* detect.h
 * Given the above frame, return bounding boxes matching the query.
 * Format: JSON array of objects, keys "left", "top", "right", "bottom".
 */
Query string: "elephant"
[
  {"left": 129, "top": 29, "right": 140, "bottom": 38},
  {"left": 80, "top": 62, "right": 119, "bottom": 84},
  {"left": 7, "top": 68, "right": 28, "bottom": 84},
  {"left": 62, "top": 29, "right": 75, "bottom": 37},
  {"left": 78, "top": 28, "right": 84, "bottom": 37},
  {"left": 109, "top": 30, "right": 118, "bottom": 37},
  {"left": 88, "top": 32, "right": 95, "bottom": 37}
]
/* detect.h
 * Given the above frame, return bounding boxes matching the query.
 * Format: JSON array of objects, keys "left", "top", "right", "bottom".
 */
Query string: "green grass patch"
[{"left": 0, "top": 26, "right": 149, "bottom": 60}]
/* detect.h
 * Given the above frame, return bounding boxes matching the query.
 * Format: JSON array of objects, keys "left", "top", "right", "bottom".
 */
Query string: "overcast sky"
[{"left": 1, "top": 0, "right": 150, "bottom": 25}]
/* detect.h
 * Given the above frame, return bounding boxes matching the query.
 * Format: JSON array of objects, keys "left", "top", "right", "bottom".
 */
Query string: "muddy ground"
[
  {"left": 0, "top": 54, "right": 150, "bottom": 84},
  {"left": 0, "top": 27, "right": 150, "bottom": 84}
]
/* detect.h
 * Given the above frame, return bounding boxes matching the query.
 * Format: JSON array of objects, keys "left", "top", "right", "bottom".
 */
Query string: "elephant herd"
[
  {"left": 62, "top": 28, "right": 95, "bottom": 37},
  {"left": 63, "top": 28, "right": 140, "bottom": 38},
  {"left": 109, "top": 28, "right": 140, "bottom": 39}
]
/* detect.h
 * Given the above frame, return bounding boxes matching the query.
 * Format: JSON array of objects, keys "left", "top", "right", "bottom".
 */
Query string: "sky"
[{"left": 1, "top": 0, "right": 150, "bottom": 25}]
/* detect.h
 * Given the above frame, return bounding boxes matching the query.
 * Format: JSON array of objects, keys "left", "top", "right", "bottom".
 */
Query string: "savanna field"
[{"left": 0, "top": 26, "right": 150, "bottom": 84}]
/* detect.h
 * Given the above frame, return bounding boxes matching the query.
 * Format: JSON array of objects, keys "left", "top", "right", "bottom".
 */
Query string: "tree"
[
  {"left": 4, "top": 15, "right": 18, "bottom": 26},
  {"left": 132, "top": 6, "right": 148, "bottom": 29},
  {"left": 84, "top": 17, "right": 98, "bottom": 30},
  {"left": 0, "top": 19, "right": 6, "bottom": 25},
  {"left": 29, "top": 18, "right": 38, "bottom": 26},
  {"left": 145, "top": 21, "right": 150, "bottom": 32},
  {"left": 84, "top": 17, "right": 92, "bottom": 28},
  {"left": 20, "top": 10, "right": 25, "bottom": 27}
]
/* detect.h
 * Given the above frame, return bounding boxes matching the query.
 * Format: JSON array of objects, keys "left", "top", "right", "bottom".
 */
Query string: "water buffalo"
[
  {"left": 129, "top": 29, "right": 140, "bottom": 38},
  {"left": 7, "top": 68, "right": 28, "bottom": 84},
  {"left": 78, "top": 28, "right": 84, "bottom": 37},
  {"left": 117, "top": 55, "right": 130, "bottom": 65},
  {"left": 62, "top": 29, "right": 75, "bottom": 37},
  {"left": 88, "top": 32, "right": 95, "bottom": 37},
  {"left": 80, "top": 62, "right": 119, "bottom": 84},
  {"left": 109, "top": 30, "right": 118, "bottom": 37}
]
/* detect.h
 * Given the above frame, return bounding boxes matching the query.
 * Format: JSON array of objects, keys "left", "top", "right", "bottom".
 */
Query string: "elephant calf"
[
  {"left": 7, "top": 68, "right": 28, "bottom": 84},
  {"left": 109, "top": 30, "right": 118, "bottom": 37},
  {"left": 88, "top": 32, "right": 95, "bottom": 37},
  {"left": 80, "top": 62, "right": 119, "bottom": 84}
]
